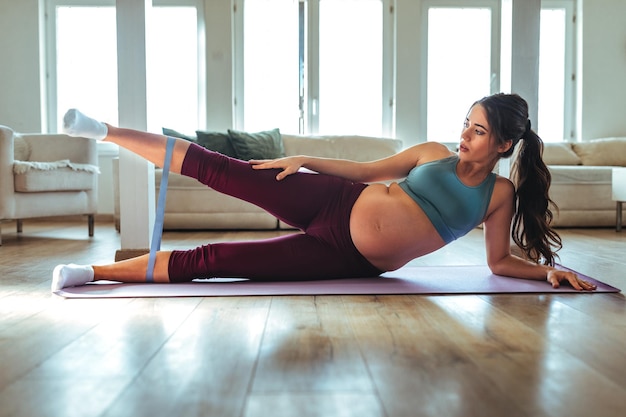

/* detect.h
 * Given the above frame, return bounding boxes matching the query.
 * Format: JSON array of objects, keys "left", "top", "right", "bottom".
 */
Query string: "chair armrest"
[
  {"left": 24, "top": 134, "right": 98, "bottom": 165},
  {"left": 0, "top": 126, "right": 17, "bottom": 216}
]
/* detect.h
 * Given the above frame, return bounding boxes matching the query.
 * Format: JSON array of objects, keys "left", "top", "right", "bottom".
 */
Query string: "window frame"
[
  {"left": 233, "top": 0, "right": 395, "bottom": 136},
  {"left": 420, "top": 0, "right": 502, "bottom": 144},
  {"left": 44, "top": 0, "right": 205, "bottom": 133},
  {"left": 541, "top": 0, "right": 576, "bottom": 141}
]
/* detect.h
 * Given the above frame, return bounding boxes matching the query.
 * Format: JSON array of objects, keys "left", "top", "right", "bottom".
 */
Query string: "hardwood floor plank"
[
  {"left": 480, "top": 294, "right": 626, "bottom": 389},
  {"left": 0, "top": 297, "right": 201, "bottom": 417},
  {"left": 428, "top": 295, "right": 626, "bottom": 416},
  {"left": 0, "top": 298, "right": 127, "bottom": 391},
  {"left": 243, "top": 393, "right": 384, "bottom": 417},
  {"left": 252, "top": 296, "right": 374, "bottom": 392},
  {"left": 343, "top": 295, "right": 529, "bottom": 417},
  {"left": 0, "top": 376, "right": 132, "bottom": 417},
  {"left": 99, "top": 296, "right": 271, "bottom": 417}
]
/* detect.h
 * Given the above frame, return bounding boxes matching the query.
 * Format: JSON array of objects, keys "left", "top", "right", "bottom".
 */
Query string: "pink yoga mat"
[{"left": 54, "top": 265, "right": 619, "bottom": 298}]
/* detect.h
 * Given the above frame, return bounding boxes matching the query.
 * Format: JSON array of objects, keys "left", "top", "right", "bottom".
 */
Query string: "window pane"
[
  {"left": 147, "top": 7, "right": 198, "bottom": 133},
  {"left": 55, "top": 5, "right": 198, "bottom": 133},
  {"left": 319, "top": 0, "right": 382, "bottom": 136},
  {"left": 243, "top": 0, "right": 300, "bottom": 133},
  {"left": 56, "top": 6, "right": 118, "bottom": 129},
  {"left": 538, "top": 8, "right": 566, "bottom": 142},
  {"left": 427, "top": 7, "right": 492, "bottom": 142}
]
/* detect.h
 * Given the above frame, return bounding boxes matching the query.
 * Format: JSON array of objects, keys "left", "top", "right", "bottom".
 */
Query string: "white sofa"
[
  {"left": 114, "top": 133, "right": 403, "bottom": 230},
  {"left": 543, "top": 138, "right": 626, "bottom": 227},
  {"left": 112, "top": 133, "right": 626, "bottom": 230}
]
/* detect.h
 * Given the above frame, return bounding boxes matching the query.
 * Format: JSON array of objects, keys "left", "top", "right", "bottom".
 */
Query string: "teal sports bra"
[{"left": 398, "top": 155, "right": 496, "bottom": 243}]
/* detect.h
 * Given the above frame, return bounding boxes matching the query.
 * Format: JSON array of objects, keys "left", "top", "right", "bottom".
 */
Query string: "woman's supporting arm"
[{"left": 482, "top": 177, "right": 596, "bottom": 291}]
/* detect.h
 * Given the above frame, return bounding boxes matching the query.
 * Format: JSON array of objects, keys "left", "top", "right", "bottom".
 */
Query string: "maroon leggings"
[{"left": 167, "top": 143, "right": 383, "bottom": 281}]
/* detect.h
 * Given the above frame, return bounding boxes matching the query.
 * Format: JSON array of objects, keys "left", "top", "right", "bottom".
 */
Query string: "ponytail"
[
  {"left": 510, "top": 124, "right": 562, "bottom": 265},
  {"left": 475, "top": 93, "right": 562, "bottom": 265}
]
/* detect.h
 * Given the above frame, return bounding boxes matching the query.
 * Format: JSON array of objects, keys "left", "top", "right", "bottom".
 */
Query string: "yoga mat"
[{"left": 54, "top": 265, "right": 619, "bottom": 298}]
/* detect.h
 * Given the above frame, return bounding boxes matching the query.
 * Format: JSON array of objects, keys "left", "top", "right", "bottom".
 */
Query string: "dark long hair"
[{"left": 475, "top": 93, "right": 562, "bottom": 265}]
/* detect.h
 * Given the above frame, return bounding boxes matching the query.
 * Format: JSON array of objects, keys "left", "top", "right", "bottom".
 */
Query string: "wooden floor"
[{"left": 1, "top": 219, "right": 625, "bottom": 417}]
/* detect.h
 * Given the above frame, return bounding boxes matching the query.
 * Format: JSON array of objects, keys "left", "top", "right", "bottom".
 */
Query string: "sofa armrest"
[{"left": 23, "top": 134, "right": 98, "bottom": 165}]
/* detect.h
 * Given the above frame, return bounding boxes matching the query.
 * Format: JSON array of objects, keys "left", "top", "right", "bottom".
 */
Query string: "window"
[
  {"left": 242, "top": 0, "right": 300, "bottom": 133},
  {"left": 318, "top": 0, "right": 383, "bottom": 136},
  {"left": 145, "top": 6, "right": 199, "bottom": 133},
  {"left": 52, "top": 5, "right": 119, "bottom": 129},
  {"left": 238, "top": 0, "right": 391, "bottom": 136},
  {"left": 538, "top": 1, "right": 575, "bottom": 142},
  {"left": 46, "top": 0, "right": 201, "bottom": 133},
  {"left": 422, "top": 1, "right": 500, "bottom": 143}
]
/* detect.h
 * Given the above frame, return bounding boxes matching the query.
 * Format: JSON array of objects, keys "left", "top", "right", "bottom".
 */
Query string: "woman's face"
[{"left": 459, "top": 104, "right": 511, "bottom": 161}]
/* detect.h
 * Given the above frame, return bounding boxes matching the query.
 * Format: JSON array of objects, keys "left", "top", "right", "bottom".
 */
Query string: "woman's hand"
[
  {"left": 249, "top": 156, "right": 306, "bottom": 181},
  {"left": 546, "top": 269, "right": 597, "bottom": 291}
]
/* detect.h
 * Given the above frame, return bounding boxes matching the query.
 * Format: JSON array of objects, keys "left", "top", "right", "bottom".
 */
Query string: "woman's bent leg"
[
  {"left": 168, "top": 178, "right": 382, "bottom": 281},
  {"left": 93, "top": 251, "right": 173, "bottom": 283},
  {"left": 51, "top": 252, "right": 173, "bottom": 290},
  {"left": 168, "top": 233, "right": 381, "bottom": 282}
]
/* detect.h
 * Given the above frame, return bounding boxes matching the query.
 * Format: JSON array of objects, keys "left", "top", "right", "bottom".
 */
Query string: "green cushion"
[
  {"left": 196, "top": 130, "right": 238, "bottom": 158},
  {"left": 162, "top": 127, "right": 196, "bottom": 142},
  {"left": 227, "top": 128, "right": 285, "bottom": 160}
]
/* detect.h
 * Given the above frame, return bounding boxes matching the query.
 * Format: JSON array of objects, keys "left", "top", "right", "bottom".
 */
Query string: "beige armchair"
[{"left": 0, "top": 125, "right": 99, "bottom": 245}]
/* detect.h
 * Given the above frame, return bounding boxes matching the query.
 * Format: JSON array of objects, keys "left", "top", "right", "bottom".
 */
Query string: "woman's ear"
[{"left": 498, "top": 139, "right": 514, "bottom": 154}]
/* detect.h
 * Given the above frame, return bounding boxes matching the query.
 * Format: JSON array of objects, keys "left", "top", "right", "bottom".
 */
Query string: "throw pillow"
[
  {"left": 196, "top": 130, "right": 239, "bottom": 158},
  {"left": 227, "top": 128, "right": 285, "bottom": 160},
  {"left": 542, "top": 143, "right": 582, "bottom": 165},
  {"left": 162, "top": 127, "right": 196, "bottom": 142},
  {"left": 572, "top": 138, "right": 626, "bottom": 166}
]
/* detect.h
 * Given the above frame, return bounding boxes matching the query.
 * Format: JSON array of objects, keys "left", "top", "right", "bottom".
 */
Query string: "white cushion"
[
  {"left": 282, "top": 134, "right": 402, "bottom": 161},
  {"left": 572, "top": 138, "right": 626, "bottom": 166},
  {"left": 13, "top": 160, "right": 98, "bottom": 192},
  {"left": 542, "top": 143, "right": 581, "bottom": 165}
]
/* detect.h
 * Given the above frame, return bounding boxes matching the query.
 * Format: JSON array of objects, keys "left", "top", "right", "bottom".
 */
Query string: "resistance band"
[{"left": 146, "top": 136, "right": 175, "bottom": 282}]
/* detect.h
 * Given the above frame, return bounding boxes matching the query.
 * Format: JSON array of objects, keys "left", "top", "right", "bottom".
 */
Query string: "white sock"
[
  {"left": 62, "top": 109, "right": 108, "bottom": 140},
  {"left": 51, "top": 264, "right": 94, "bottom": 292}
]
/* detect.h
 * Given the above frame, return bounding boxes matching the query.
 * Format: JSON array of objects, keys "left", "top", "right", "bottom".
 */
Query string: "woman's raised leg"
[{"left": 62, "top": 109, "right": 190, "bottom": 173}]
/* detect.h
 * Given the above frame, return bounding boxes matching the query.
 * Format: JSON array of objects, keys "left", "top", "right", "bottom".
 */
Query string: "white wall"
[{"left": 0, "top": 0, "right": 43, "bottom": 132}]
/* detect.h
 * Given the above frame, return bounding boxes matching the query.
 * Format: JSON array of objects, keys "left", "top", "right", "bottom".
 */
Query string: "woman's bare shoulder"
[
  {"left": 482, "top": 176, "right": 516, "bottom": 224},
  {"left": 490, "top": 176, "right": 516, "bottom": 209},
  {"left": 411, "top": 141, "right": 456, "bottom": 163}
]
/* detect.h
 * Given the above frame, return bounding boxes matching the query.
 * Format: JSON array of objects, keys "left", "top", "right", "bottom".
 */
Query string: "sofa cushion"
[
  {"left": 162, "top": 127, "right": 196, "bottom": 142},
  {"left": 542, "top": 142, "right": 581, "bottom": 165},
  {"left": 549, "top": 166, "right": 612, "bottom": 184},
  {"left": 227, "top": 128, "right": 285, "bottom": 160},
  {"left": 14, "top": 160, "right": 98, "bottom": 192},
  {"left": 15, "top": 169, "right": 96, "bottom": 192},
  {"left": 163, "top": 127, "right": 239, "bottom": 158},
  {"left": 196, "top": 131, "right": 238, "bottom": 158},
  {"left": 282, "top": 134, "right": 403, "bottom": 161},
  {"left": 572, "top": 138, "right": 626, "bottom": 166}
]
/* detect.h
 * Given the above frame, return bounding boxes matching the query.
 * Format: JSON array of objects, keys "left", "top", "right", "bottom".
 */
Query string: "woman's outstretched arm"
[
  {"left": 482, "top": 177, "right": 596, "bottom": 291},
  {"left": 249, "top": 141, "right": 453, "bottom": 182}
]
